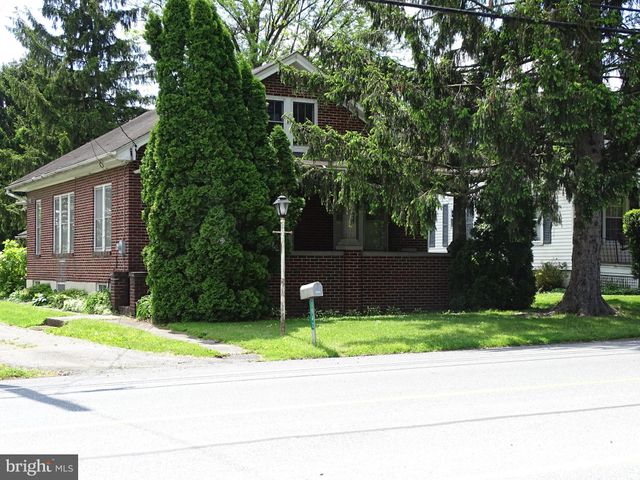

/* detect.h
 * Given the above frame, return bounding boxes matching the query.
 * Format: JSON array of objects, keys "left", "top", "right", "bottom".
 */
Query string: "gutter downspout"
[{"left": 5, "top": 188, "right": 26, "bottom": 205}]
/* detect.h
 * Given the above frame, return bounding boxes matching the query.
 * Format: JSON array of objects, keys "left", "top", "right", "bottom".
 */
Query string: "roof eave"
[{"left": 7, "top": 151, "right": 119, "bottom": 193}]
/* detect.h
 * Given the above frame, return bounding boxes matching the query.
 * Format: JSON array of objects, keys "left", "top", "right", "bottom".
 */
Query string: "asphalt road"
[{"left": 2, "top": 340, "right": 640, "bottom": 479}]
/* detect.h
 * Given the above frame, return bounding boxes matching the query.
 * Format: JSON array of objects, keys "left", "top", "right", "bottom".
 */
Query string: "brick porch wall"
[{"left": 269, "top": 251, "right": 450, "bottom": 316}]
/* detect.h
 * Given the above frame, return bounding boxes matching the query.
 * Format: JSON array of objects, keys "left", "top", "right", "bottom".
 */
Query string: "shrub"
[
  {"left": 7, "top": 290, "right": 25, "bottom": 302},
  {"left": 623, "top": 209, "right": 640, "bottom": 278},
  {"left": 32, "top": 293, "right": 48, "bottom": 306},
  {"left": 601, "top": 283, "right": 640, "bottom": 295},
  {"left": 0, "top": 240, "right": 27, "bottom": 297},
  {"left": 315, "top": 309, "right": 341, "bottom": 319},
  {"left": 363, "top": 305, "right": 383, "bottom": 316},
  {"left": 136, "top": 294, "right": 153, "bottom": 320},
  {"left": 11, "top": 284, "right": 54, "bottom": 303},
  {"left": 449, "top": 187, "right": 536, "bottom": 311},
  {"left": 63, "top": 298, "right": 86, "bottom": 312},
  {"left": 84, "top": 290, "right": 112, "bottom": 315},
  {"left": 535, "top": 262, "right": 567, "bottom": 291},
  {"left": 385, "top": 306, "right": 403, "bottom": 315},
  {"left": 48, "top": 289, "right": 88, "bottom": 309}
]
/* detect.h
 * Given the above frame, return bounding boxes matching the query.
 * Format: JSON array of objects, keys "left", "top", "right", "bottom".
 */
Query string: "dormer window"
[{"left": 266, "top": 96, "right": 318, "bottom": 154}]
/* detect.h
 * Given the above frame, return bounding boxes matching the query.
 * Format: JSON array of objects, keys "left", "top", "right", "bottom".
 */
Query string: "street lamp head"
[{"left": 273, "top": 195, "right": 290, "bottom": 218}]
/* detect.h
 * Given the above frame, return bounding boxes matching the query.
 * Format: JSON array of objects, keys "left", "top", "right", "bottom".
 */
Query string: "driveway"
[{"left": 0, "top": 323, "right": 230, "bottom": 374}]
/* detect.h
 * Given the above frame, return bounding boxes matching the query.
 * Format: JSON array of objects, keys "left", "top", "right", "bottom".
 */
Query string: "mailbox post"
[{"left": 300, "top": 282, "right": 323, "bottom": 346}]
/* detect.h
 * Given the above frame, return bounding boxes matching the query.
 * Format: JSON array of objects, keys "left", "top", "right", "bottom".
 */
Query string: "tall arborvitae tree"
[
  {"left": 240, "top": 60, "right": 300, "bottom": 225},
  {"left": 11, "top": 0, "right": 149, "bottom": 151},
  {"left": 142, "top": 0, "right": 275, "bottom": 323}
]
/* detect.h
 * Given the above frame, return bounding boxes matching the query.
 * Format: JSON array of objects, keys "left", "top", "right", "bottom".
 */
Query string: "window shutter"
[
  {"left": 543, "top": 217, "right": 552, "bottom": 244},
  {"left": 428, "top": 229, "right": 435, "bottom": 249},
  {"left": 442, "top": 204, "right": 449, "bottom": 247}
]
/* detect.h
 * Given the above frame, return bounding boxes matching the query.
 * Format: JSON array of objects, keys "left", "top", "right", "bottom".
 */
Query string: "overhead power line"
[
  {"left": 593, "top": 3, "right": 640, "bottom": 13},
  {"left": 364, "top": 0, "right": 640, "bottom": 35}
]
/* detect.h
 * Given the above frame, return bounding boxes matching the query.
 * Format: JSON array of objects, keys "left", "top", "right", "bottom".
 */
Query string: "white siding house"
[
  {"left": 427, "top": 191, "right": 637, "bottom": 287},
  {"left": 531, "top": 191, "right": 574, "bottom": 271}
]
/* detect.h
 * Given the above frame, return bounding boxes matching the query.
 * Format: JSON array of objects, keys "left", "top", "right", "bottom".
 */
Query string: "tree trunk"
[
  {"left": 449, "top": 194, "right": 468, "bottom": 253},
  {"left": 554, "top": 134, "right": 615, "bottom": 316}
]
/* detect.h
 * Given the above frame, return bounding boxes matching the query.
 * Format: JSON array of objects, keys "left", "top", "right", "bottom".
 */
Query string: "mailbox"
[
  {"left": 300, "top": 282, "right": 323, "bottom": 300},
  {"left": 300, "top": 282, "right": 323, "bottom": 346}
]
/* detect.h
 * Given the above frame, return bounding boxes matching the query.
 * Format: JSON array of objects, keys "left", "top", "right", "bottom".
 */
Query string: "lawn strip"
[
  {"left": 168, "top": 294, "right": 640, "bottom": 361},
  {"left": 46, "top": 319, "right": 223, "bottom": 357},
  {"left": 0, "top": 364, "right": 47, "bottom": 380},
  {"left": 0, "top": 302, "right": 71, "bottom": 328}
]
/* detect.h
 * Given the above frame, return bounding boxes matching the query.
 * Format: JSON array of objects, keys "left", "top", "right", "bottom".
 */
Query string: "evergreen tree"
[
  {"left": 449, "top": 171, "right": 537, "bottom": 311},
  {"left": 11, "top": 0, "right": 149, "bottom": 151},
  {"left": 477, "top": 0, "right": 640, "bottom": 315},
  {"left": 288, "top": 0, "right": 640, "bottom": 315},
  {"left": 143, "top": 0, "right": 274, "bottom": 323},
  {"left": 0, "top": 61, "right": 59, "bottom": 241}
]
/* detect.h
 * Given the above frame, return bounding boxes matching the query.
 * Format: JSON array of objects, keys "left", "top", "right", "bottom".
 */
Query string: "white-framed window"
[
  {"left": 35, "top": 199, "right": 42, "bottom": 255},
  {"left": 266, "top": 96, "right": 318, "bottom": 153},
  {"left": 441, "top": 204, "right": 450, "bottom": 247},
  {"left": 56, "top": 282, "right": 65, "bottom": 292},
  {"left": 533, "top": 215, "right": 552, "bottom": 245},
  {"left": 604, "top": 199, "right": 626, "bottom": 242},
  {"left": 96, "top": 283, "right": 109, "bottom": 292},
  {"left": 94, "top": 184, "right": 112, "bottom": 252},
  {"left": 53, "top": 192, "right": 74, "bottom": 254}
]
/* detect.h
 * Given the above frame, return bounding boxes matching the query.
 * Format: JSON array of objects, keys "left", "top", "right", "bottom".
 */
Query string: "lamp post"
[{"left": 273, "top": 195, "right": 290, "bottom": 336}]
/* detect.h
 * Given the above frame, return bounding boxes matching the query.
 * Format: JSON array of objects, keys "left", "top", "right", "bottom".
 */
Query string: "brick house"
[{"left": 6, "top": 53, "right": 450, "bottom": 316}]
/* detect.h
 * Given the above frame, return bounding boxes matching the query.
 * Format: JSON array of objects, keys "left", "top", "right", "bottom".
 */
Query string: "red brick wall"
[
  {"left": 270, "top": 253, "right": 345, "bottom": 316},
  {"left": 361, "top": 254, "right": 450, "bottom": 311},
  {"left": 25, "top": 162, "right": 145, "bottom": 286},
  {"left": 262, "top": 74, "right": 365, "bottom": 134},
  {"left": 270, "top": 251, "right": 450, "bottom": 316}
]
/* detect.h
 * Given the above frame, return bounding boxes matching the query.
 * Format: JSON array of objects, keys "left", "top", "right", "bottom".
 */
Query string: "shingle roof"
[
  {"left": 6, "top": 53, "right": 318, "bottom": 192},
  {"left": 7, "top": 109, "right": 158, "bottom": 190}
]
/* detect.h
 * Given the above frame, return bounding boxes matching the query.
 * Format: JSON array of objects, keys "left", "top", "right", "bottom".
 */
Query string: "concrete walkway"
[{"left": 0, "top": 317, "right": 259, "bottom": 375}]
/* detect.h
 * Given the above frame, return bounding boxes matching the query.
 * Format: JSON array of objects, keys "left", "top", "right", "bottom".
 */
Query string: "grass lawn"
[
  {"left": 168, "top": 293, "right": 640, "bottom": 361},
  {"left": 46, "top": 319, "right": 223, "bottom": 357},
  {"left": 0, "top": 301, "right": 72, "bottom": 328},
  {"left": 0, "top": 302, "right": 221, "bottom": 357},
  {"left": 0, "top": 364, "right": 44, "bottom": 380}
]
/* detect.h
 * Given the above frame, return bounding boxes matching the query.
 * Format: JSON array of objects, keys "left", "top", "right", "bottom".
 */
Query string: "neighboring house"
[
  {"left": 6, "top": 53, "right": 450, "bottom": 316},
  {"left": 428, "top": 190, "right": 638, "bottom": 287}
]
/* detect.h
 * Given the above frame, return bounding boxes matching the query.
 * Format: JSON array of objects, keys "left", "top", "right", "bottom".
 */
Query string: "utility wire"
[
  {"left": 364, "top": 0, "right": 640, "bottom": 34},
  {"left": 593, "top": 3, "right": 640, "bottom": 13}
]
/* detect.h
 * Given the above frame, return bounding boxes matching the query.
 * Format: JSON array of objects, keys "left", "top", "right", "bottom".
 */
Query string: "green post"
[{"left": 309, "top": 298, "right": 317, "bottom": 346}]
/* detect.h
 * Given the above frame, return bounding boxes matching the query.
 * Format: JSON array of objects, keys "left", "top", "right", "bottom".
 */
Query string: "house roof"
[
  {"left": 7, "top": 109, "right": 158, "bottom": 192},
  {"left": 252, "top": 52, "right": 318, "bottom": 80},
  {"left": 6, "top": 52, "right": 352, "bottom": 193}
]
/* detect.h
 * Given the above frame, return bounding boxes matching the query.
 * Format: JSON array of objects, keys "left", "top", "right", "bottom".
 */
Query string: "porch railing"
[{"left": 601, "top": 239, "right": 631, "bottom": 265}]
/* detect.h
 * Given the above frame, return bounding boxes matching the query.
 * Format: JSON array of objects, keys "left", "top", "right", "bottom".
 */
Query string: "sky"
[
  {"left": 0, "top": 0, "right": 158, "bottom": 97},
  {"left": 0, "top": 0, "right": 43, "bottom": 66}
]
